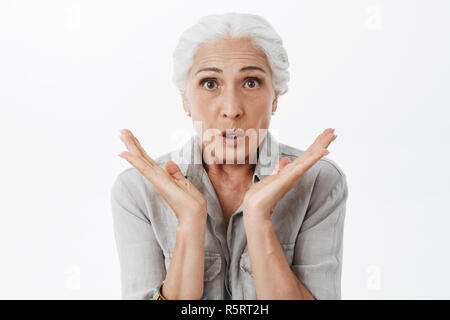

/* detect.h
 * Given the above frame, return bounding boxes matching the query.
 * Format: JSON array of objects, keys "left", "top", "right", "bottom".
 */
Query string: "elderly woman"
[{"left": 111, "top": 12, "right": 348, "bottom": 300}]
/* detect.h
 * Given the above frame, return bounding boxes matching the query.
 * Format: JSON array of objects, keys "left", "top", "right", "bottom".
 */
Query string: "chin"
[
  {"left": 202, "top": 134, "right": 260, "bottom": 165},
  {"left": 216, "top": 143, "right": 259, "bottom": 165}
]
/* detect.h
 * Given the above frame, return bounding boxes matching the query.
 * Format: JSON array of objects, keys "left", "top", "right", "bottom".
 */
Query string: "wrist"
[
  {"left": 177, "top": 218, "right": 207, "bottom": 234},
  {"left": 243, "top": 213, "right": 272, "bottom": 231},
  {"left": 243, "top": 200, "right": 273, "bottom": 221},
  {"left": 178, "top": 210, "right": 207, "bottom": 228}
]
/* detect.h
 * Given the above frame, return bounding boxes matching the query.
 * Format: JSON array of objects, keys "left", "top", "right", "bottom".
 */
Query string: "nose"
[{"left": 219, "top": 88, "right": 243, "bottom": 120}]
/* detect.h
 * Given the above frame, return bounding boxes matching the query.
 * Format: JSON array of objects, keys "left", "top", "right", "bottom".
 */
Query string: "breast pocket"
[
  {"left": 203, "top": 252, "right": 222, "bottom": 282},
  {"left": 164, "top": 251, "right": 222, "bottom": 282},
  {"left": 239, "top": 242, "right": 295, "bottom": 299}
]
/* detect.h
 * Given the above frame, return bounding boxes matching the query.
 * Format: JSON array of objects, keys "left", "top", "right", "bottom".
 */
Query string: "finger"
[
  {"left": 314, "top": 128, "right": 337, "bottom": 149},
  {"left": 290, "top": 130, "right": 336, "bottom": 173},
  {"left": 131, "top": 135, "right": 159, "bottom": 166},
  {"left": 300, "top": 130, "right": 336, "bottom": 161},
  {"left": 120, "top": 129, "right": 158, "bottom": 166},
  {"left": 119, "top": 151, "right": 176, "bottom": 195},
  {"left": 118, "top": 150, "right": 154, "bottom": 174},
  {"left": 165, "top": 160, "right": 185, "bottom": 181},
  {"left": 278, "top": 157, "right": 292, "bottom": 170},
  {"left": 322, "top": 128, "right": 335, "bottom": 135},
  {"left": 270, "top": 157, "right": 291, "bottom": 175},
  {"left": 320, "top": 132, "right": 337, "bottom": 149},
  {"left": 120, "top": 129, "right": 142, "bottom": 155}
]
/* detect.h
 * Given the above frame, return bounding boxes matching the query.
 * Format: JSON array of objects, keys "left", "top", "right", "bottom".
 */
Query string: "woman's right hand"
[{"left": 118, "top": 129, "right": 207, "bottom": 226}]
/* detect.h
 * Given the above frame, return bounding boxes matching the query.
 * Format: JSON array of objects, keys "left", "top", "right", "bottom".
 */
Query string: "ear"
[
  {"left": 272, "top": 91, "right": 279, "bottom": 113},
  {"left": 182, "top": 92, "right": 190, "bottom": 114}
]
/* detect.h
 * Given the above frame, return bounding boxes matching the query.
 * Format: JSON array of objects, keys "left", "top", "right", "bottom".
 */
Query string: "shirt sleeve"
[
  {"left": 291, "top": 163, "right": 349, "bottom": 300},
  {"left": 110, "top": 173, "right": 166, "bottom": 300}
]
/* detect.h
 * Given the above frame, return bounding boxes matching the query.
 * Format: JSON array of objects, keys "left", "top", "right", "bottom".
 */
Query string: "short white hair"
[{"left": 172, "top": 12, "right": 290, "bottom": 97}]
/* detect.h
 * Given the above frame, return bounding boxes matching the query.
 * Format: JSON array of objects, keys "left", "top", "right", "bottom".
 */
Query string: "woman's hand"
[
  {"left": 118, "top": 129, "right": 207, "bottom": 225},
  {"left": 242, "top": 128, "right": 337, "bottom": 222}
]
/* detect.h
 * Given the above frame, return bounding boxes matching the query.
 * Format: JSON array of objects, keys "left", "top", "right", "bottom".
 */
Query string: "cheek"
[
  {"left": 246, "top": 101, "right": 272, "bottom": 123},
  {"left": 191, "top": 92, "right": 217, "bottom": 113},
  {"left": 258, "top": 114, "right": 271, "bottom": 129},
  {"left": 189, "top": 101, "right": 214, "bottom": 124}
]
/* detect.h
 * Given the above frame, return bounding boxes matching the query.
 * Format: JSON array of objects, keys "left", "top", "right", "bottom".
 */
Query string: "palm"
[
  {"left": 118, "top": 129, "right": 207, "bottom": 222},
  {"left": 243, "top": 128, "right": 337, "bottom": 215}
]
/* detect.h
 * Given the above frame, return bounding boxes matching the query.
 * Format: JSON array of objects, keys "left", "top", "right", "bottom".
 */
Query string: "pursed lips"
[{"left": 220, "top": 128, "right": 246, "bottom": 138}]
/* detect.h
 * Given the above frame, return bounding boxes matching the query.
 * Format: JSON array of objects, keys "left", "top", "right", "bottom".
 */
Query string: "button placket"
[{"left": 199, "top": 169, "right": 233, "bottom": 297}]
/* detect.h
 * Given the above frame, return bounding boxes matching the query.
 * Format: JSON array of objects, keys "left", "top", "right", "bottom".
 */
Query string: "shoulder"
[
  {"left": 111, "top": 150, "right": 178, "bottom": 209},
  {"left": 111, "top": 167, "right": 147, "bottom": 209},
  {"left": 278, "top": 142, "right": 348, "bottom": 227},
  {"left": 277, "top": 141, "right": 348, "bottom": 214}
]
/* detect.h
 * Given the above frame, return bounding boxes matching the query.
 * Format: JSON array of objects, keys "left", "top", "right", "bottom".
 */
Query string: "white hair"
[{"left": 172, "top": 12, "right": 290, "bottom": 97}]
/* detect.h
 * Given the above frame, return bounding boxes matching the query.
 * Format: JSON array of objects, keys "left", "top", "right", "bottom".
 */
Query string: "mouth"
[
  {"left": 219, "top": 128, "right": 246, "bottom": 139},
  {"left": 217, "top": 128, "right": 246, "bottom": 147}
]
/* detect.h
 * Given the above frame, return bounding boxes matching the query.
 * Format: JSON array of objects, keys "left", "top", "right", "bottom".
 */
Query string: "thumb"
[
  {"left": 165, "top": 160, "right": 185, "bottom": 181},
  {"left": 270, "top": 157, "right": 292, "bottom": 175}
]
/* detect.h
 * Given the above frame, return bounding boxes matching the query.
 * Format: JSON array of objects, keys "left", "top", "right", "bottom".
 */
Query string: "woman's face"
[{"left": 182, "top": 37, "right": 278, "bottom": 164}]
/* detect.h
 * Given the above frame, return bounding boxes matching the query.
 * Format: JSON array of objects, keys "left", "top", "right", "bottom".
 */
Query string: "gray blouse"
[{"left": 110, "top": 131, "right": 349, "bottom": 300}]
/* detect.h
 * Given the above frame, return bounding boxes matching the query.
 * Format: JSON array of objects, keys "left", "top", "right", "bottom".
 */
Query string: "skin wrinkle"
[
  {"left": 114, "top": 127, "right": 343, "bottom": 299},
  {"left": 195, "top": 65, "right": 267, "bottom": 75},
  {"left": 182, "top": 38, "right": 278, "bottom": 192},
  {"left": 114, "top": 18, "right": 346, "bottom": 299},
  {"left": 180, "top": 37, "right": 318, "bottom": 299}
]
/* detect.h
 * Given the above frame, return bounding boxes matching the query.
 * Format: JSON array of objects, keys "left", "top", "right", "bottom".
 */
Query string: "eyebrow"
[{"left": 195, "top": 66, "right": 266, "bottom": 75}]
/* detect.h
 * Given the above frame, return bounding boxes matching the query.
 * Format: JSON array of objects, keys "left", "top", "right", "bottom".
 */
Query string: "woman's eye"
[
  {"left": 201, "top": 80, "right": 218, "bottom": 90},
  {"left": 244, "top": 78, "right": 261, "bottom": 89},
  {"left": 200, "top": 78, "right": 262, "bottom": 90}
]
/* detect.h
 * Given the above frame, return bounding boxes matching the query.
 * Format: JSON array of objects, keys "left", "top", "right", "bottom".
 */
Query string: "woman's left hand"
[{"left": 242, "top": 128, "right": 337, "bottom": 222}]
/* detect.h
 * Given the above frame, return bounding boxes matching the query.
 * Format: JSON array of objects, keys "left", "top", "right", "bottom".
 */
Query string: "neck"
[{"left": 203, "top": 161, "right": 255, "bottom": 182}]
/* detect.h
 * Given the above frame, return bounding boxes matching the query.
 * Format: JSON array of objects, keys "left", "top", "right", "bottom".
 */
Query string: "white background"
[{"left": 0, "top": 0, "right": 449, "bottom": 299}]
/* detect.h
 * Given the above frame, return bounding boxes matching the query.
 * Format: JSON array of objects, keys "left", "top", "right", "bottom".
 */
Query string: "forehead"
[{"left": 190, "top": 37, "right": 271, "bottom": 75}]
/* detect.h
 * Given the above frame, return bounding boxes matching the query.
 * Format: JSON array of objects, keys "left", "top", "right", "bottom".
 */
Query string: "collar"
[
  {"left": 175, "top": 130, "right": 280, "bottom": 183},
  {"left": 253, "top": 130, "right": 280, "bottom": 180}
]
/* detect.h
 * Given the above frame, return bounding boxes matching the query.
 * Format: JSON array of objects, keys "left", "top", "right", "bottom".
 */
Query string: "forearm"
[
  {"left": 162, "top": 220, "right": 206, "bottom": 299},
  {"left": 243, "top": 216, "right": 314, "bottom": 300}
]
